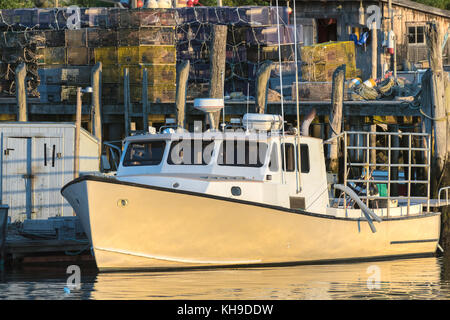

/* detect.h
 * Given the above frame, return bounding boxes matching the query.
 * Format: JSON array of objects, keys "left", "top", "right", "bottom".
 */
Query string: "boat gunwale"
[{"left": 61, "top": 175, "right": 441, "bottom": 222}]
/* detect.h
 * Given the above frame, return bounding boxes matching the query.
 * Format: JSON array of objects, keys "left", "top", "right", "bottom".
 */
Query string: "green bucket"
[{"left": 376, "top": 183, "right": 388, "bottom": 197}]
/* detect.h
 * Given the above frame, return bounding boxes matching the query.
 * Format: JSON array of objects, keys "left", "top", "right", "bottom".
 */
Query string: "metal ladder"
[{"left": 341, "top": 131, "right": 431, "bottom": 217}]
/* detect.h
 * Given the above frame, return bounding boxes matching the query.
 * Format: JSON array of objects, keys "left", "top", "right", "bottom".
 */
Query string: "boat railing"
[
  {"left": 438, "top": 186, "right": 450, "bottom": 207},
  {"left": 337, "top": 131, "right": 431, "bottom": 217}
]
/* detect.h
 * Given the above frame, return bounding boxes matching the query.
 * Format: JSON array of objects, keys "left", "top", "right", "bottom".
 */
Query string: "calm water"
[{"left": 2, "top": 256, "right": 450, "bottom": 300}]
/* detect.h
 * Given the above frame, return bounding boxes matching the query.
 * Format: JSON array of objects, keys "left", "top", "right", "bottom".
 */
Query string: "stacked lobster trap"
[
  {"left": 0, "top": 6, "right": 302, "bottom": 104},
  {"left": 175, "top": 6, "right": 302, "bottom": 98}
]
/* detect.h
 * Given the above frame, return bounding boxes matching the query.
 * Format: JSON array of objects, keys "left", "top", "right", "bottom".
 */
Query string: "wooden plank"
[
  {"left": 92, "top": 62, "right": 102, "bottom": 166},
  {"left": 175, "top": 60, "right": 190, "bottom": 129},
  {"left": 426, "top": 22, "right": 447, "bottom": 187},
  {"left": 208, "top": 24, "right": 227, "bottom": 129},
  {"left": 142, "top": 68, "right": 149, "bottom": 133},
  {"left": 0, "top": 100, "right": 420, "bottom": 117},
  {"left": 255, "top": 61, "right": 273, "bottom": 114},
  {"left": 328, "top": 65, "right": 345, "bottom": 173},
  {"left": 15, "top": 63, "right": 27, "bottom": 122}
]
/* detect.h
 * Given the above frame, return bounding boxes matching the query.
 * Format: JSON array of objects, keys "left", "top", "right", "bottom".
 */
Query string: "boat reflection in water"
[{"left": 88, "top": 257, "right": 447, "bottom": 300}]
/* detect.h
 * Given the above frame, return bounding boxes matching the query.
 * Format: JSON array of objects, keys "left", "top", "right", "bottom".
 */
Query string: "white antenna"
[
  {"left": 293, "top": 0, "right": 302, "bottom": 193},
  {"left": 276, "top": 0, "right": 286, "bottom": 184},
  {"left": 221, "top": 71, "right": 225, "bottom": 131},
  {"left": 246, "top": 82, "right": 250, "bottom": 133}
]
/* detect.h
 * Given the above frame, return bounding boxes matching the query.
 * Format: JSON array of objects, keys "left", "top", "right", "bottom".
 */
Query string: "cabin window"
[
  {"left": 268, "top": 143, "right": 279, "bottom": 172},
  {"left": 281, "top": 143, "right": 310, "bottom": 173},
  {"left": 300, "top": 144, "right": 310, "bottom": 173},
  {"left": 218, "top": 140, "right": 268, "bottom": 167},
  {"left": 122, "top": 141, "right": 166, "bottom": 166},
  {"left": 408, "top": 25, "right": 425, "bottom": 44},
  {"left": 167, "top": 140, "right": 215, "bottom": 165}
]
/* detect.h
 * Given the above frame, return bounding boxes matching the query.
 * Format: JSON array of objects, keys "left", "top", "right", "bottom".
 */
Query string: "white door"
[
  {"left": 32, "top": 137, "right": 63, "bottom": 220},
  {"left": 2, "top": 137, "right": 32, "bottom": 222}
]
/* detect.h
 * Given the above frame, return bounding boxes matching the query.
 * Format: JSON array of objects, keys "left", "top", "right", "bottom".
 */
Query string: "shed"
[{"left": 0, "top": 122, "right": 100, "bottom": 222}]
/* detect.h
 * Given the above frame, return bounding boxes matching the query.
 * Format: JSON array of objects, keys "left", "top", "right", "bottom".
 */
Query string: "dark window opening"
[
  {"left": 281, "top": 143, "right": 310, "bottom": 173},
  {"left": 167, "top": 140, "right": 215, "bottom": 165},
  {"left": 408, "top": 25, "right": 425, "bottom": 44},
  {"left": 317, "top": 18, "right": 337, "bottom": 43},
  {"left": 218, "top": 140, "right": 268, "bottom": 167},
  {"left": 123, "top": 141, "right": 166, "bottom": 167}
]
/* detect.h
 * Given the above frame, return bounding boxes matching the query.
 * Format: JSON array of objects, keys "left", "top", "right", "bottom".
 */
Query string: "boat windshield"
[
  {"left": 167, "top": 139, "right": 215, "bottom": 165},
  {"left": 218, "top": 140, "right": 268, "bottom": 167},
  {"left": 122, "top": 141, "right": 166, "bottom": 166}
]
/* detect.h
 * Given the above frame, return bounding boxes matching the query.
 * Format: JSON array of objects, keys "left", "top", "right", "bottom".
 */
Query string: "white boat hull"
[{"left": 61, "top": 176, "right": 441, "bottom": 271}]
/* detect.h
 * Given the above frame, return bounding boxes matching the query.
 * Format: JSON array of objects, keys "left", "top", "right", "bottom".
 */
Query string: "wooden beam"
[
  {"left": 255, "top": 61, "right": 273, "bottom": 114},
  {"left": 426, "top": 22, "right": 447, "bottom": 193},
  {"left": 0, "top": 100, "right": 423, "bottom": 118},
  {"left": 0, "top": 205, "right": 7, "bottom": 270},
  {"left": 208, "top": 24, "right": 227, "bottom": 129},
  {"left": 74, "top": 87, "right": 82, "bottom": 179},
  {"left": 371, "top": 20, "right": 377, "bottom": 79},
  {"left": 123, "top": 68, "right": 130, "bottom": 137},
  {"left": 142, "top": 68, "right": 149, "bottom": 133},
  {"left": 328, "top": 65, "right": 345, "bottom": 173},
  {"left": 91, "top": 62, "right": 102, "bottom": 163},
  {"left": 175, "top": 60, "right": 190, "bottom": 129},
  {"left": 15, "top": 63, "right": 27, "bottom": 122}
]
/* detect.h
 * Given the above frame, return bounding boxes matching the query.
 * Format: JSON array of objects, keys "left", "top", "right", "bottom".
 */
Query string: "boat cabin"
[{"left": 116, "top": 129, "right": 330, "bottom": 214}]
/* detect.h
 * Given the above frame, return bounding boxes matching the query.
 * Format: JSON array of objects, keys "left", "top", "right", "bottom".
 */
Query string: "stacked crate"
[
  {"left": 0, "top": 7, "right": 301, "bottom": 103},
  {"left": 300, "top": 41, "right": 360, "bottom": 82},
  {"left": 175, "top": 6, "right": 297, "bottom": 97},
  {"left": 94, "top": 9, "right": 177, "bottom": 103}
]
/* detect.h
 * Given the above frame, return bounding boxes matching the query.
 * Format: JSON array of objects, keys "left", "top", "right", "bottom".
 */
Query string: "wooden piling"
[
  {"left": 91, "top": 62, "right": 102, "bottom": 164},
  {"left": 369, "top": 122, "right": 377, "bottom": 166},
  {"left": 328, "top": 65, "right": 345, "bottom": 173},
  {"left": 371, "top": 21, "right": 377, "bottom": 79},
  {"left": 0, "top": 205, "right": 7, "bottom": 270},
  {"left": 123, "top": 68, "right": 130, "bottom": 137},
  {"left": 15, "top": 63, "right": 27, "bottom": 122},
  {"left": 255, "top": 61, "right": 273, "bottom": 114},
  {"left": 175, "top": 60, "right": 190, "bottom": 129},
  {"left": 426, "top": 22, "right": 447, "bottom": 191},
  {"left": 208, "top": 25, "right": 227, "bottom": 129},
  {"left": 426, "top": 22, "right": 450, "bottom": 251},
  {"left": 142, "top": 68, "right": 149, "bottom": 133},
  {"left": 74, "top": 87, "right": 82, "bottom": 179}
]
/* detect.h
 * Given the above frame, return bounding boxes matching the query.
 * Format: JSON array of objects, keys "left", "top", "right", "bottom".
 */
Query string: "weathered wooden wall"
[
  {"left": 294, "top": 0, "right": 450, "bottom": 80},
  {"left": 384, "top": 3, "right": 450, "bottom": 67}
]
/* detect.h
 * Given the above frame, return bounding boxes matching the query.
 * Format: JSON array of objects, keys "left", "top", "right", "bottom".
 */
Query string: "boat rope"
[{"left": 419, "top": 108, "right": 448, "bottom": 122}]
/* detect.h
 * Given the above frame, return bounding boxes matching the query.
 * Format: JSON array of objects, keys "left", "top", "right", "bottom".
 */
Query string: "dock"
[
  {"left": 5, "top": 233, "right": 93, "bottom": 265},
  {"left": 0, "top": 3, "right": 448, "bottom": 264}
]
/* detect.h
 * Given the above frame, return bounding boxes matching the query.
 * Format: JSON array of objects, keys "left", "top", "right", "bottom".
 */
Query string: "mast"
[
  {"left": 275, "top": 0, "right": 287, "bottom": 184},
  {"left": 292, "top": 0, "right": 302, "bottom": 193}
]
